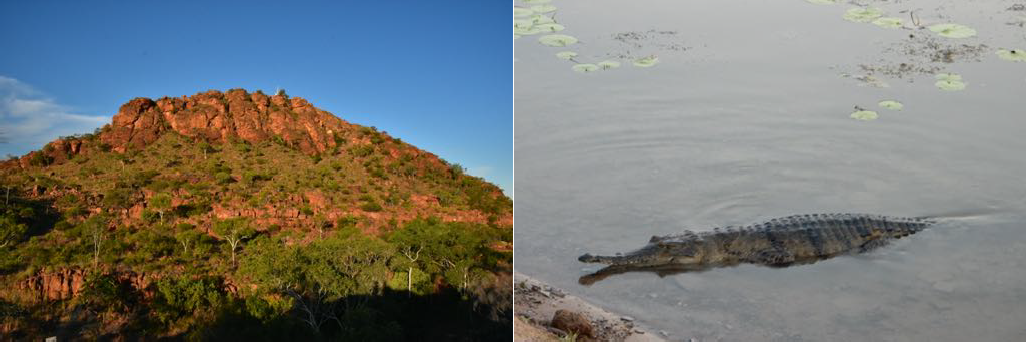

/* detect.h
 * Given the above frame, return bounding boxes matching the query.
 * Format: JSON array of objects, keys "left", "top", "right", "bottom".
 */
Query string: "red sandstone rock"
[{"left": 96, "top": 89, "right": 352, "bottom": 156}]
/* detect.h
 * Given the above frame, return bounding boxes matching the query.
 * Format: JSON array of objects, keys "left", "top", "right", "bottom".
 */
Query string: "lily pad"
[
  {"left": 996, "top": 49, "right": 1026, "bottom": 62},
  {"left": 805, "top": 0, "right": 837, "bottom": 4},
  {"left": 878, "top": 100, "right": 903, "bottom": 110},
  {"left": 533, "top": 23, "right": 565, "bottom": 32},
  {"left": 530, "top": 4, "right": 557, "bottom": 13},
  {"left": 514, "top": 19, "right": 534, "bottom": 30},
  {"left": 514, "top": 27, "right": 543, "bottom": 36},
  {"left": 850, "top": 110, "right": 879, "bottom": 121},
  {"left": 935, "top": 73, "right": 962, "bottom": 82},
  {"left": 928, "top": 24, "right": 977, "bottom": 38},
  {"left": 528, "top": 14, "right": 555, "bottom": 25},
  {"left": 843, "top": 7, "right": 884, "bottom": 23},
  {"left": 935, "top": 80, "right": 966, "bottom": 91},
  {"left": 555, "top": 51, "right": 578, "bottom": 60},
  {"left": 633, "top": 56, "right": 659, "bottom": 67},
  {"left": 934, "top": 74, "right": 966, "bottom": 91},
  {"left": 872, "top": 17, "right": 904, "bottom": 29},
  {"left": 572, "top": 64, "right": 600, "bottom": 73},
  {"left": 514, "top": 7, "right": 533, "bottom": 17},
  {"left": 597, "top": 60, "right": 622, "bottom": 69},
  {"left": 538, "top": 34, "right": 579, "bottom": 47}
]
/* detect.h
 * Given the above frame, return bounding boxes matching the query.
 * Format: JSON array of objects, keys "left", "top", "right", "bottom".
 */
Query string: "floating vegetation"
[
  {"left": 538, "top": 34, "right": 579, "bottom": 47},
  {"left": 514, "top": 27, "right": 542, "bottom": 36},
  {"left": 534, "top": 23, "right": 565, "bottom": 32},
  {"left": 516, "top": 2, "right": 684, "bottom": 73},
  {"left": 843, "top": 7, "right": 884, "bottom": 23},
  {"left": 840, "top": 72, "right": 891, "bottom": 88},
  {"left": 514, "top": 7, "right": 534, "bottom": 17},
  {"left": 530, "top": 4, "right": 558, "bottom": 13},
  {"left": 928, "top": 24, "right": 977, "bottom": 39},
  {"left": 872, "top": 17, "right": 904, "bottom": 29},
  {"left": 555, "top": 51, "right": 578, "bottom": 60},
  {"left": 528, "top": 14, "right": 555, "bottom": 25},
  {"left": 597, "top": 60, "right": 621, "bottom": 69},
  {"left": 633, "top": 55, "right": 659, "bottom": 67},
  {"left": 572, "top": 64, "right": 600, "bottom": 73},
  {"left": 886, "top": 34, "right": 988, "bottom": 64},
  {"left": 934, "top": 73, "right": 966, "bottom": 91},
  {"left": 878, "top": 100, "right": 904, "bottom": 110},
  {"left": 610, "top": 30, "right": 686, "bottom": 53},
  {"left": 514, "top": 19, "right": 534, "bottom": 30},
  {"left": 850, "top": 109, "right": 879, "bottom": 121},
  {"left": 996, "top": 49, "right": 1026, "bottom": 62},
  {"left": 805, "top": 0, "right": 837, "bottom": 4}
]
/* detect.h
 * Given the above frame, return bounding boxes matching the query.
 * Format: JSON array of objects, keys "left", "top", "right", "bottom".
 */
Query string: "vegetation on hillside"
[{"left": 0, "top": 120, "right": 512, "bottom": 340}]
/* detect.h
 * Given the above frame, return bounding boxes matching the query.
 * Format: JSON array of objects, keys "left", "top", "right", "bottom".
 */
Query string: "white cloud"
[{"left": 0, "top": 76, "right": 109, "bottom": 155}]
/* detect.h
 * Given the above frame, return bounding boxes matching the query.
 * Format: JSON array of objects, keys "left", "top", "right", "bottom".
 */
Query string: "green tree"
[
  {"left": 150, "top": 193, "right": 173, "bottom": 223},
  {"left": 197, "top": 141, "right": 215, "bottom": 160},
  {"left": 387, "top": 220, "right": 435, "bottom": 295},
  {"left": 213, "top": 218, "right": 255, "bottom": 266},
  {"left": 152, "top": 275, "right": 225, "bottom": 324},
  {"left": 81, "top": 215, "right": 109, "bottom": 267},
  {"left": 113, "top": 153, "right": 132, "bottom": 173},
  {"left": 423, "top": 222, "right": 489, "bottom": 291},
  {"left": 102, "top": 187, "right": 133, "bottom": 215},
  {"left": 79, "top": 271, "right": 135, "bottom": 314},
  {"left": 0, "top": 214, "right": 28, "bottom": 248},
  {"left": 175, "top": 225, "right": 203, "bottom": 257},
  {"left": 238, "top": 235, "right": 394, "bottom": 334}
]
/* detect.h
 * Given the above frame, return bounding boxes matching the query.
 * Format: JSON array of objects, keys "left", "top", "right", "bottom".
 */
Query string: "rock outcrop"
[
  {"left": 101, "top": 89, "right": 352, "bottom": 155},
  {"left": 0, "top": 89, "right": 371, "bottom": 171},
  {"left": 16, "top": 268, "right": 155, "bottom": 301}
]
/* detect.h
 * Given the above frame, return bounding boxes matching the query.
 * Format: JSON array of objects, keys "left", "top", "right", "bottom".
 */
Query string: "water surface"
[{"left": 515, "top": 0, "right": 1026, "bottom": 340}]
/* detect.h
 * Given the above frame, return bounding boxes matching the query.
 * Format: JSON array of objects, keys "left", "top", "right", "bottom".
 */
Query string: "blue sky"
[{"left": 0, "top": 1, "right": 511, "bottom": 197}]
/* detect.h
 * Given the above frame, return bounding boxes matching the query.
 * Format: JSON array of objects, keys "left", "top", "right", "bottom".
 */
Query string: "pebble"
[{"left": 621, "top": 316, "right": 635, "bottom": 322}]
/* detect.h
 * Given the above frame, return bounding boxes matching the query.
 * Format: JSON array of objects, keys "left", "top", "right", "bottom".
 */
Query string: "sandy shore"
[{"left": 513, "top": 272, "right": 666, "bottom": 342}]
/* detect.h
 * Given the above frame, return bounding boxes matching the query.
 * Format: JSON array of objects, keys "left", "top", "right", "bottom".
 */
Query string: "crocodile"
[{"left": 578, "top": 213, "right": 933, "bottom": 285}]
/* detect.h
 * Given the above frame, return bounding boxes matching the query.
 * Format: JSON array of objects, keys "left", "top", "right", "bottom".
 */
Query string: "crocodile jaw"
[{"left": 578, "top": 245, "right": 687, "bottom": 268}]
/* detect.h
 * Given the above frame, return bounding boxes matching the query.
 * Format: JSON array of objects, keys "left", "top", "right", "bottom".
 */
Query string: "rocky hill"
[
  {"left": 0, "top": 89, "right": 512, "bottom": 340},
  {"left": 4, "top": 88, "right": 511, "bottom": 231}
]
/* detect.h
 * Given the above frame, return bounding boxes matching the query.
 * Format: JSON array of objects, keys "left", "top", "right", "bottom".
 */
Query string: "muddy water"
[{"left": 515, "top": 0, "right": 1026, "bottom": 340}]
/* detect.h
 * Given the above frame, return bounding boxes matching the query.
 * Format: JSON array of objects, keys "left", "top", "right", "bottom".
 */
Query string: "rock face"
[
  {"left": 17, "top": 268, "right": 86, "bottom": 301},
  {"left": 16, "top": 268, "right": 156, "bottom": 301},
  {"left": 101, "top": 89, "right": 351, "bottom": 155}
]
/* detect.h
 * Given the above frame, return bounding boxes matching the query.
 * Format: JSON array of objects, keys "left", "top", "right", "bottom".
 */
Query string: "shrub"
[
  {"left": 79, "top": 272, "right": 136, "bottom": 314},
  {"left": 350, "top": 145, "right": 374, "bottom": 157},
  {"left": 215, "top": 172, "right": 234, "bottom": 185},
  {"left": 360, "top": 201, "right": 383, "bottom": 212},
  {"left": 153, "top": 276, "right": 226, "bottom": 324},
  {"left": 28, "top": 153, "right": 53, "bottom": 167}
]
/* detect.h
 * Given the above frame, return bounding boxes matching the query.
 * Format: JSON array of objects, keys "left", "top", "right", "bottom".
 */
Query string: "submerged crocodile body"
[{"left": 578, "top": 213, "right": 933, "bottom": 285}]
